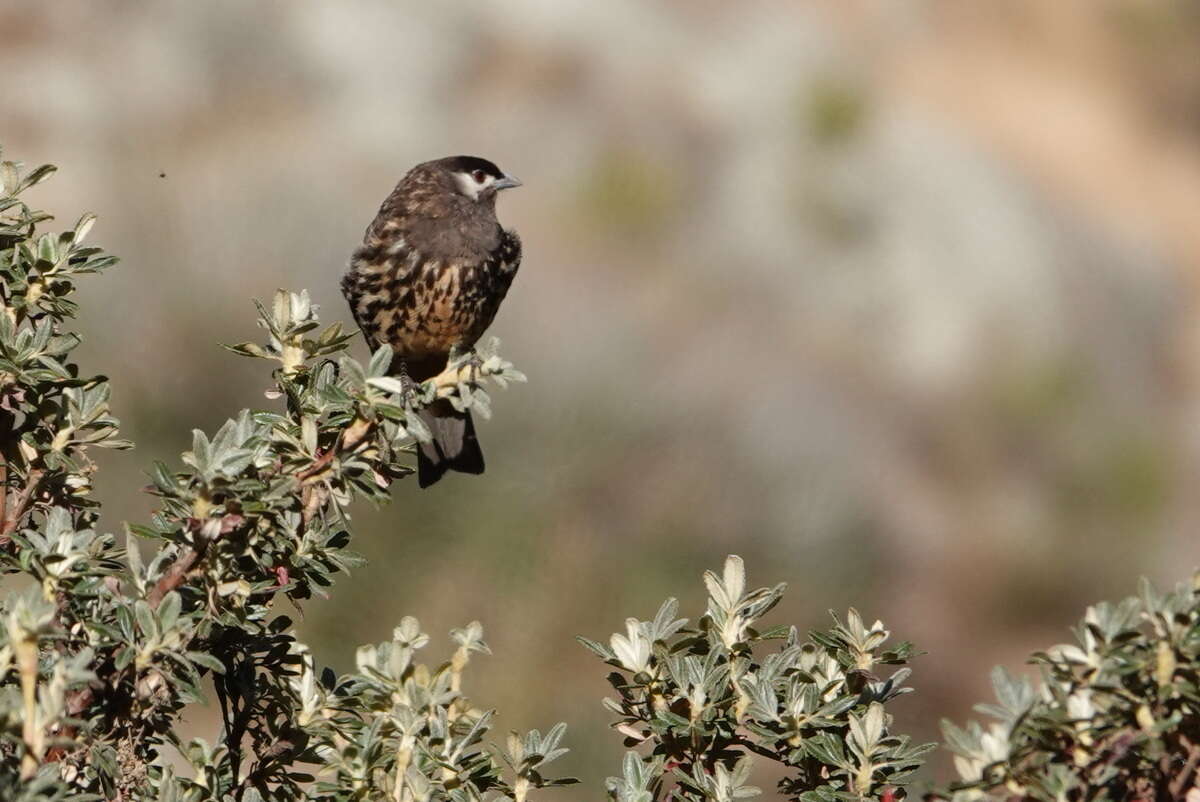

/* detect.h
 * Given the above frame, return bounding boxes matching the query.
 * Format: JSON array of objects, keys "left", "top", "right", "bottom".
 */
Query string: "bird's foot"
[{"left": 450, "top": 347, "right": 485, "bottom": 387}]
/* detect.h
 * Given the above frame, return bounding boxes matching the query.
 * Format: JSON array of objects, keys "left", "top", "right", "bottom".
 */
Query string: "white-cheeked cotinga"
[{"left": 341, "top": 156, "right": 522, "bottom": 487}]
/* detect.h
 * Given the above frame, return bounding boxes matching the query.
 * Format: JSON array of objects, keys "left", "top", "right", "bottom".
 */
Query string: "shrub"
[
  {"left": 582, "top": 555, "right": 932, "bottom": 802},
  {"left": 939, "top": 575, "right": 1200, "bottom": 801}
]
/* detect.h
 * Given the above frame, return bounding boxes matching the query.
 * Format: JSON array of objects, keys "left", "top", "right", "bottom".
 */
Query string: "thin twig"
[
  {"left": 731, "top": 734, "right": 788, "bottom": 763},
  {"left": 0, "top": 402, "right": 13, "bottom": 546},
  {"left": 1, "top": 466, "right": 43, "bottom": 537},
  {"left": 145, "top": 514, "right": 244, "bottom": 608},
  {"left": 0, "top": 453, "right": 8, "bottom": 541},
  {"left": 1169, "top": 736, "right": 1200, "bottom": 800},
  {"left": 235, "top": 734, "right": 300, "bottom": 801},
  {"left": 427, "top": 358, "right": 489, "bottom": 399},
  {"left": 295, "top": 448, "right": 336, "bottom": 483},
  {"left": 145, "top": 545, "right": 202, "bottom": 608}
]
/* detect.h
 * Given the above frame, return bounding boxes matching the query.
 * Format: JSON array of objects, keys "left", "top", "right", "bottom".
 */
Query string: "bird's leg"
[{"left": 397, "top": 359, "right": 419, "bottom": 405}]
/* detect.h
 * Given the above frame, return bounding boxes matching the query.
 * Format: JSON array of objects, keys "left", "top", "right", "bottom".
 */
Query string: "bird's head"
[{"left": 435, "top": 155, "right": 522, "bottom": 203}]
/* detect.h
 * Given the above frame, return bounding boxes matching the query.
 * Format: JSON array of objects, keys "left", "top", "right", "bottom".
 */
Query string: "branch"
[
  {"left": 430, "top": 360, "right": 475, "bottom": 393},
  {"left": 235, "top": 732, "right": 302, "bottom": 801},
  {"left": 731, "top": 734, "right": 789, "bottom": 764},
  {"left": 295, "top": 448, "right": 336, "bottom": 483},
  {"left": 1, "top": 466, "right": 44, "bottom": 538},
  {"left": 145, "top": 545, "right": 203, "bottom": 608},
  {"left": 426, "top": 357, "right": 503, "bottom": 399},
  {"left": 145, "top": 514, "right": 243, "bottom": 608},
  {"left": 1168, "top": 735, "right": 1200, "bottom": 801},
  {"left": 0, "top": 453, "right": 8, "bottom": 542}
]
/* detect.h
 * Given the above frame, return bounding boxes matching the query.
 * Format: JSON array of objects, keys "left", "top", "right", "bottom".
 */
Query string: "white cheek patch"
[{"left": 454, "top": 171, "right": 494, "bottom": 200}]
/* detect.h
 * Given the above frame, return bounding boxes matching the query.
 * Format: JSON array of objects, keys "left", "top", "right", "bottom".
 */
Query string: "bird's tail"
[{"left": 415, "top": 399, "right": 485, "bottom": 488}]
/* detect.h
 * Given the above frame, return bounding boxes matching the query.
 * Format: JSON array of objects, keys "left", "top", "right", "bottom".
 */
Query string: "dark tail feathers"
[{"left": 416, "top": 400, "right": 484, "bottom": 488}]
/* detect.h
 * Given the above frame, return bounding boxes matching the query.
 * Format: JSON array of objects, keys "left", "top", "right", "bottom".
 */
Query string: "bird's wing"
[
  {"left": 342, "top": 227, "right": 421, "bottom": 354},
  {"left": 495, "top": 228, "right": 522, "bottom": 277}
]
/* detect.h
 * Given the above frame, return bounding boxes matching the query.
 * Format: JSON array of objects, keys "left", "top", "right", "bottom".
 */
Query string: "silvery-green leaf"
[
  {"left": 367, "top": 376, "right": 408, "bottom": 396},
  {"left": 367, "top": 344, "right": 393, "bottom": 377}
]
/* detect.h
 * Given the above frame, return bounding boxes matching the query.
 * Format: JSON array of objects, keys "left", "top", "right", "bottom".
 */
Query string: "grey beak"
[{"left": 493, "top": 174, "right": 522, "bottom": 191}]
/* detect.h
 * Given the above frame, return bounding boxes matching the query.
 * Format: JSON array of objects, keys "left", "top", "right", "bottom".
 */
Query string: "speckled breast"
[{"left": 342, "top": 228, "right": 520, "bottom": 362}]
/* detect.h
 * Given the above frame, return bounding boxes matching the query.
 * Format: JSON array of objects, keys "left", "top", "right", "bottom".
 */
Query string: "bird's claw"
[
  {"left": 465, "top": 351, "right": 485, "bottom": 386},
  {"left": 451, "top": 348, "right": 485, "bottom": 387}
]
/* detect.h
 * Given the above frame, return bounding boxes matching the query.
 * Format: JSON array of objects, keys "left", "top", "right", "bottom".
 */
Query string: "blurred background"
[{"left": 3, "top": 0, "right": 1199, "bottom": 789}]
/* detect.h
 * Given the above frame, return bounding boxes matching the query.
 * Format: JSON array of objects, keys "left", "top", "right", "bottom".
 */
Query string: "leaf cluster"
[
  {"left": 581, "top": 556, "right": 933, "bottom": 802},
  {"left": 939, "top": 575, "right": 1200, "bottom": 801}
]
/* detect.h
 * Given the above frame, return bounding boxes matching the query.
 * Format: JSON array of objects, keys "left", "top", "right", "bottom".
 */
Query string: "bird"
[{"left": 341, "top": 155, "right": 523, "bottom": 488}]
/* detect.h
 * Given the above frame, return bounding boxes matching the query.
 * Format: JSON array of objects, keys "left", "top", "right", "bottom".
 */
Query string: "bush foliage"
[
  {"left": 0, "top": 150, "right": 1196, "bottom": 802},
  {"left": 582, "top": 556, "right": 932, "bottom": 802},
  {"left": 939, "top": 575, "right": 1200, "bottom": 801}
]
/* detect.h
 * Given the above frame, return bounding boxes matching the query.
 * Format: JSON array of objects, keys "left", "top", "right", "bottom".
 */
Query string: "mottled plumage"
[{"left": 342, "top": 156, "right": 522, "bottom": 487}]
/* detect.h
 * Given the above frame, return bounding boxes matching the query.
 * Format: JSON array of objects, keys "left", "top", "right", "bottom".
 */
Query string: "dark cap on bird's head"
[{"left": 415, "top": 155, "right": 522, "bottom": 203}]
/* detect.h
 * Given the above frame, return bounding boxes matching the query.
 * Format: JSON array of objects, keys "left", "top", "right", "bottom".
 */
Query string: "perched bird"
[{"left": 341, "top": 155, "right": 523, "bottom": 487}]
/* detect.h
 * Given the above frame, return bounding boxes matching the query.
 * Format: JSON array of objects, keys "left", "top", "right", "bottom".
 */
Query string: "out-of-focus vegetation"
[
  {"left": 1, "top": 0, "right": 1197, "bottom": 789},
  {"left": 940, "top": 574, "right": 1200, "bottom": 801}
]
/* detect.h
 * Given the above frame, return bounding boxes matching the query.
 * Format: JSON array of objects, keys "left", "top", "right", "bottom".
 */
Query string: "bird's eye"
[{"left": 472, "top": 170, "right": 487, "bottom": 184}]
